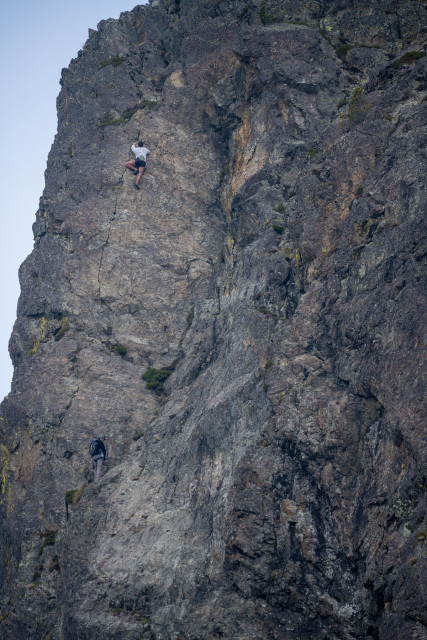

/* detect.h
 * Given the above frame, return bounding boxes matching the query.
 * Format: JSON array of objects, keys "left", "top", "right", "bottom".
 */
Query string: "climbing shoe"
[
  {"left": 135, "top": 183, "right": 140, "bottom": 190},
  {"left": 133, "top": 170, "right": 138, "bottom": 175}
]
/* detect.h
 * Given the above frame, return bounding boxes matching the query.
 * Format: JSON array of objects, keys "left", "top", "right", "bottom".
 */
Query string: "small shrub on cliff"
[
  {"left": 99, "top": 55, "right": 126, "bottom": 69},
  {"left": 269, "top": 569, "right": 278, "bottom": 584},
  {"left": 54, "top": 317, "right": 69, "bottom": 341},
  {"left": 99, "top": 111, "right": 126, "bottom": 127},
  {"left": 122, "top": 101, "right": 157, "bottom": 121},
  {"left": 185, "top": 307, "right": 195, "bottom": 332},
  {"left": 65, "top": 484, "right": 86, "bottom": 506},
  {"left": 28, "top": 317, "right": 47, "bottom": 356},
  {"left": 179, "top": 307, "right": 195, "bottom": 346},
  {"left": 336, "top": 45, "right": 351, "bottom": 60},
  {"left": 32, "top": 564, "right": 43, "bottom": 581},
  {"left": 393, "top": 51, "right": 425, "bottom": 69},
  {"left": 219, "top": 163, "right": 230, "bottom": 182},
  {"left": 47, "top": 555, "right": 61, "bottom": 572},
  {"left": 392, "top": 498, "right": 411, "bottom": 521},
  {"left": 113, "top": 343, "right": 127, "bottom": 357},
  {"left": 38, "top": 529, "right": 56, "bottom": 554},
  {"left": 260, "top": 1, "right": 277, "bottom": 24},
  {"left": 141, "top": 367, "right": 174, "bottom": 395}
]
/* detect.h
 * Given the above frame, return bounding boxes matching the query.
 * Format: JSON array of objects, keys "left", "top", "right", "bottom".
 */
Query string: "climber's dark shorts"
[{"left": 135, "top": 158, "right": 146, "bottom": 168}]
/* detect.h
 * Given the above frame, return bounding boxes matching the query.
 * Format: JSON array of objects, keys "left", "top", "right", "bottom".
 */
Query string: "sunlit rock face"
[{"left": 1, "top": 1, "right": 426, "bottom": 638}]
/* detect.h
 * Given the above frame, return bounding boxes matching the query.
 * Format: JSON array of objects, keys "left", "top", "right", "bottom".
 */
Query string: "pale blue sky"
[{"left": 0, "top": 1, "right": 148, "bottom": 400}]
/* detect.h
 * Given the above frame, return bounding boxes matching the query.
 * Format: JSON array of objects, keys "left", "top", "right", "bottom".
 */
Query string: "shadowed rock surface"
[{"left": 1, "top": 1, "right": 426, "bottom": 638}]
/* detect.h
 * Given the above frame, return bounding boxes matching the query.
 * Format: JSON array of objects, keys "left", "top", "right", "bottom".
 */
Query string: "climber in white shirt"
[{"left": 125, "top": 141, "right": 150, "bottom": 190}]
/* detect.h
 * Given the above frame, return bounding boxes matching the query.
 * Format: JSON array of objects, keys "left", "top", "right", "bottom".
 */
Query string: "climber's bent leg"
[
  {"left": 136, "top": 167, "right": 145, "bottom": 185},
  {"left": 94, "top": 457, "right": 104, "bottom": 482}
]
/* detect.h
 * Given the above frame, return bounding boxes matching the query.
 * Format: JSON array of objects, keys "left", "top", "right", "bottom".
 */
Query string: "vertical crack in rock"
[{"left": 97, "top": 187, "right": 121, "bottom": 306}]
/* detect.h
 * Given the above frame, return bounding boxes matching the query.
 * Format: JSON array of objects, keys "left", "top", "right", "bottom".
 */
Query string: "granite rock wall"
[{"left": 1, "top": 1, "right": 426, "bottom": 638}]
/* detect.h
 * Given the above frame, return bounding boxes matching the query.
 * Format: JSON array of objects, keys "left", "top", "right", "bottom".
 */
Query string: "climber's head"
[
  {"left": 138, "top": 141, "right": 144, "bottom": 147},
  {"left": 98, "top": 434, "right": 105, "bottom": 441}
]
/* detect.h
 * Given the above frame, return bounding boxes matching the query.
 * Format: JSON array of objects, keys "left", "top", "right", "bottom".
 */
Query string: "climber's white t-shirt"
[{"left": 131, "top": 145, "right": 150, "bottom": 160}]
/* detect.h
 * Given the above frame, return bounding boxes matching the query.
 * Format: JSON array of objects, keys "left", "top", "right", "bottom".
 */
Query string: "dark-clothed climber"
[{"left": 90, "top": 434, "right": 107, "bottom": 482}]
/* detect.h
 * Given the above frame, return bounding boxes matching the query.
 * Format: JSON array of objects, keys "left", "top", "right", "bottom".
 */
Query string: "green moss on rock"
[
  {"left": 99, "top": 111, "right": 126, "bottom": 127},
  {"left": 99, "top": 55, "right": 126, "bottom": 69},
  {"left": 38, "top": 529, "right": 56, "bottom": 554},
  {"left": 260, "top": 1, "right": 277, "bottom": 25},
  {"left": 65, "top": 484, "right": 86, "bottom": 506},
  {"left": 393, "top": 51, "right": 425, "bottom": 69},
  {"left": 141, "top": 367, "right": 174, "bottom": 395},
  {"left": 54, "top": 317, "right": 69, "bottom": 341},
  {"left": 113, "top": 343, "right": 127, "bottom": 357}
]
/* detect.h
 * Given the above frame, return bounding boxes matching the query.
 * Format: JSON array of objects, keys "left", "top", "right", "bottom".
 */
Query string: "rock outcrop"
[{"left": 1, "top": 1, "right": 426, "bottom": 638}]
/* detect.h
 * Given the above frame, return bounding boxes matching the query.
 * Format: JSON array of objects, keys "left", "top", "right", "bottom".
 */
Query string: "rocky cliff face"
[{"left": 1, "top": 1, "right": 426, "bottom": 638}]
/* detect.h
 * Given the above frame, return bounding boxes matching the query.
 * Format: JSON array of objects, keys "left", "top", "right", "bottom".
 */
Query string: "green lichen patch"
[
  {"left": 99, "top": 55, "right": 126, "bottom": 69},
  {"left": 122, "top": 105, "right": 140, "bottom": 121},
  {"left": 219, "top": 163, "right": 230, "bottom": 182},
  {"left": 269, "top": 569, "right": 278, "bottom": 584},
  {"left": 28, "top": 317, "right": 47, "bottom": 355},
  {"left": 260, "top": 1, "right": 277, "bottom": 25},
  {"left": 122, "top": 100, "right": 158, "bottom": 121},
  {"left": 100, "top": 100, "right": 158, "bottom": 127},
  {"left": 65, "top": 484, "right": 86, "bottom": 506},
  {"left": 258, "top": 305, "right": 280, "bottom": 321},
  {"left": 336, "top": 45, "right": 351, "bottom": 60},
  {"left": 185, "top": 307, "right": 195, "bottom": 333},
  {"left": 179, "top": 307, "right": 195, "bottom": 346},
  {"left": 32, "top": 564, "right": 43, "bottom": 581},
  {"left": 134, "top": 614, "right": 151, "bottom": 624},
  {"left": 54, "top": 317, "right": 69, "bottom": 341},
  {"left": 113, "top": 343, "right": 127, "bottom": 357},
  {"left": 392, "top": 498, "right": 411, "bottom": 521},
  {"left": 47, "top": 555, "right": 61, "bottom": 572},
  {"left": 102, "top": 341, "right": 127, "bottom": 356},
  {"left": 141, "top": 367, "right": 174, "bottom": 395},
  {"left": 393, "top": 51, "right": 425, "bottom": 69},
  {"left": 272, "top": 224, "right": 284, "bottom": 235},
  {"left": 99, "top": 111, "right": 126, "bottom": 127},
  {"left": 38, "top": 529, "right": 56, "bottom": 554}
]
